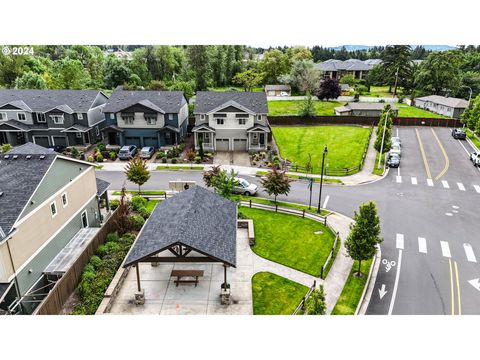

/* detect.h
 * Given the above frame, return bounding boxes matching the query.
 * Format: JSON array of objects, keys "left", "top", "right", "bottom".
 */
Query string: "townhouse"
[
  {"left": 0, "top": 90, "right": 108, "bottom": 148},
  {"left": 414, "top": 95, "right": 469, "bottom": 119},
  {"left": 192, "top": 91, "right": 270, "bottom": 152},
  {"left": 101, "top": 90, "right": 189, "bottom": 148}
]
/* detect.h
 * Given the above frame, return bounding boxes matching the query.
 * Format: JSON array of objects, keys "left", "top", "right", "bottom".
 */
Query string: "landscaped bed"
[
  {"left": 156, "top": 165, "right": 204, "bottom": 171},
  {"left": 252, "top": 272, "right": 308, "bottom": 315},
  {"left": 272, "top": 125, "right": 371, "bottom": 174},
  {"left": 239, "top": 207, "right": 335, "bottom": 277},
  {"left": 268, "top": 100, "right": 343, "bottom": 116}
]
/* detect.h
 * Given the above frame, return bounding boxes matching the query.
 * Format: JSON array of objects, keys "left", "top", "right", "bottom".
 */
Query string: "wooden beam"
[
  {"left": 136, "top": 264, "right": 141, "bottom": 292},
  {"left": 140, "top": 257, "right": 220, "bottom": 263}
]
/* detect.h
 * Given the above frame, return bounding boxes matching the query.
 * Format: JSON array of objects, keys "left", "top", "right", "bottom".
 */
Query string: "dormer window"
[
  {"left": 50, "top": 114, "right": 64, "bottom": 124},
  {"left": 121, "top": 113, "right": 135, "bottom": 124},
  {"left": 200, "top": 114, "right": 205, "bottom": 120},
  {"left": 77, "top": 113, "right": 84, "bottom": 120}
]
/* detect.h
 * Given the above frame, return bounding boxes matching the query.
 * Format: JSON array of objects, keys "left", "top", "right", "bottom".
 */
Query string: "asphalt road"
[{"left": 97, "top": 126, "right": 480, "bottom": 315}]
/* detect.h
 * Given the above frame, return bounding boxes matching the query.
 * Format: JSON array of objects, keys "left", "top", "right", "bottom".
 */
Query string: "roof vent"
[
  {"left": 0, "top": 191, "right": 3, "bottom": 197},
  {"left": 26, "top": 155, "right": 32, "bottom": 160},
  {"left": 3, "top": 155, "right": 9, "bottom": 160},
  {"left": 12, "top": 155, "right": 18, "bottom": 160},
  {"left": 39, "top": 155, "right": 45, "bottom": 160}
]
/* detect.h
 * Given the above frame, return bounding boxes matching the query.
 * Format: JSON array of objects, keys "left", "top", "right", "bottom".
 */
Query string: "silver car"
[
  {"left": 391, "top": 136, "right": 401, "bottom": 147},
  {"left": 140, "top": 146, "right": 155, "bottom": 159},
  {"left": 389, "top": 144, "right": 401, "bottom": 158},
  {"left": 233, "top": 177, "right": 258, "bottom": 196}
]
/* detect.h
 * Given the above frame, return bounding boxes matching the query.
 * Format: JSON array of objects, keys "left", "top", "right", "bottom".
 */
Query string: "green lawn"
[
  {"left": 372, "top": 152, "right": 386, "bottom": 176},
  {"left": 396, "top": 103, "right": 449, "bottom": 118},
  {"left": 112, "top": 190, "right": 166, "bottom": 196},
  {"left": 208, "top": 86, "right": 263, "bottom": 92},
  {"left": 252, "top": 272, "right": 308, "bottom": 315},
  {"left": 239, "top": 207, "right": 335, "bottom": 276},
  {"left": 361, "top": 86, "right": 402, "bottom": 98},
  {"left": 466, "top": 129, "right": 480, "bottom": 149},
  {"left": 236, "top": 195, "right": 329, "bottom": 216},
  {"left": 331, "top": 258, "right": 373, "bottom": 315},
  {"left": 272, "top": 126, "right": 371, "bottom": 173},
  {"left": 145, "top": 200, "right": 161, "bottom": 212},
  {"left": 156, "top": 165, "right": 204, "bottom": 171},
  {"left": 268, "top": 100, "right": 343, "bottom": 116},
  {"left": 255, "top": 171, "right": 343, "bottom": 184}
]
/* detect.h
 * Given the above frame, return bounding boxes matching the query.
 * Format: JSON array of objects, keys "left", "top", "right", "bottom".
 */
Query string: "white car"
[
  {"left": 233, "top": 177, "right": 258, "bottom": 196},
  {"left": 389, "top": 144, "right": 401, "bottom": 158},
  {"left": 391, "top": 136, "right": 401, "bottom": 147},
  {"left": 280, "top": 91, "right": 289, "bottom": 97},
  {"left": 470, "top": 151, "right": 480, "bottom": 166}
]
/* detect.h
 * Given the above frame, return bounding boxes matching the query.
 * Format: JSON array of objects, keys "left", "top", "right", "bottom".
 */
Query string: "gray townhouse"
[
  {"left": 314, "top": 58, "right": 381, "bottom": 80},
  {"left": 192, "top": 91, "right": 270, "bottom": 152},
  {"left": 0, "top": 90, "right": 108, "bottom": 148},
  {"left": 414, "top": 95, "right": 469, "bottom": 119},
  {"left": 101, "top": 90, "right": 189, "bottom": 149}
]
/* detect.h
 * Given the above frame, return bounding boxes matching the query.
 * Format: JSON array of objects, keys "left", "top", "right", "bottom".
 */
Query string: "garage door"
[
  {"left": 52, "top": 136, "right": 68, "bottom": 147},
  {"left": 125, "top": 137, "right": 141, "bottom": 148},
  {"left": 233, "top": 139, "right": 247, "bottom": 151},
  {"left": 33, "top": 136, "right": 50, "bottom": 147},
  {"left": 144, "top": 137, "right": 158, "bottom": 148},
  {"left": 216, "top": 139, "right": 229, "bottom": 151}
]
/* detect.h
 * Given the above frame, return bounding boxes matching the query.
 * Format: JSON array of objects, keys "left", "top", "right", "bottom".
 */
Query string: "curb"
[{"left": 355, "top": 244, "right": 382, "bottom": 315}]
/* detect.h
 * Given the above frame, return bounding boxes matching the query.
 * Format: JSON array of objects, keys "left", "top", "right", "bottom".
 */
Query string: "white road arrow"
[
  {"left": 468, "top": 278, "right": 480, "bottom": 292},
  {"left": 378, "top": 284, "right": 388, "bottom": 299}
]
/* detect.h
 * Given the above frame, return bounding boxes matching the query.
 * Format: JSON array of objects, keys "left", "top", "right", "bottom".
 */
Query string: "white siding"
[
  {"left": 116, "top": 112, "right": 165, "bottom": 129},
  {"left": 178, "top": 103, "right": 189, "bottom": 125},
  {"left": 87, "top": 104, "right": 106, "bottom": 126}
]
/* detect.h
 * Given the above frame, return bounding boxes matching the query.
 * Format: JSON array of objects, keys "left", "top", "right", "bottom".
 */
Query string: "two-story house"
[
  {"left": 101, "top": 90, "right": 188, "bottom": 148},
  {"left": 0, "top": 143, "right": 110, "bottom": 314},
  {"left": 414, "top": 95, "right": 469, "bottom": 119},
  {"left": 192, "top": 91, "right": 270, "bottom": 152},
  {"left": 0, "top": 90, "right": 108, "bottom": 148}
]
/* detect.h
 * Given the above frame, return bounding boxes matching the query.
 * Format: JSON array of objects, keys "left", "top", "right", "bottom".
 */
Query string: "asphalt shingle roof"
[
  {"left": 0, "top": 90, "right": 104, "bottom": 113},
  {"left": 265, "top": 85, "right": 291, "bottom": 91},
  {"left": 124, "top": 186, "right": 237, "bottom": 267},
  {"left": 0, "top": 144, "right": 56, "bottom": 240},
  {"left": 194, "top": 91, "right": 268, "bottom": 114},
  {"left": 415, "top": 95, "right": 469, "bottom": 109},
  {"left": 102, "top": 90, "right": 186, "bottom": 113},
  {"left": 314, "top": 59, "right": 378, "bottom": 72},
  {"left": 96, "top": 178, "right": 110, "bottom": 196}
]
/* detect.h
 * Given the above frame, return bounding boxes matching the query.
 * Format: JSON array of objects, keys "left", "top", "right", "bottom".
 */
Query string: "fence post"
[
  {"left": 324, "top": 217, "right": 327, "bottom": 226},
  {"left": 302, "top": 209, "right": 305, "bottom": 218},
  {"left": 249, "top": 199, "right": 252, "bottom": 208},
  {"left": 275, "top": 204, "right": 278, "bottom": 212},
  {"left": 320, "top": 266, "right": 323, "bottom": 279}
]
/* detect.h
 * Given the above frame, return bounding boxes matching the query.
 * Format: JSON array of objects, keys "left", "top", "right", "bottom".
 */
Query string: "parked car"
[
  {"left": 140, "top": 146, "right": 155, "bottom": 159},
  {"left": 391, "top": 136, "right": 401, "bottom": 147},
  {"left": 387, "top": 153, "right": 401, "bottom": 168},
  {"left": 451, "top": 128, "right": 466, "bottom": 140},
  {"left": 233, "top": 177, "right": 258, "bottom": 196},
  {"left": 470, "top": 151, "right": 480, "bottom": 166},
  {"left": 389, "top": 144, "right": 402, "bottom": 158},
  {"left": 47, "top": 145, "right": 66, "bottom": 153},
  {"left": 118, "top": 145, "right": 137, "bottom": 160},
  {"left": 280, "top": 91, "right": 289, "bottom": 97}
]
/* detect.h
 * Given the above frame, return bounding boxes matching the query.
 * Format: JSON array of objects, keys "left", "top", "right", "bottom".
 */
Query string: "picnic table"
[{"left": 170, "top": 269, "right": 204, "bottom": 287}]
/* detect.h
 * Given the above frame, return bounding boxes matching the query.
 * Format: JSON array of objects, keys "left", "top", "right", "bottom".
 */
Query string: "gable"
[
  {"left": 0, "top": 104, "right": 22, "bottom": 110},
  {"left": 117, "top": 103, "right": 163, "bottom": 114},
  {"left": 215, "top": 105, "right": 246, "bottom": 113}
]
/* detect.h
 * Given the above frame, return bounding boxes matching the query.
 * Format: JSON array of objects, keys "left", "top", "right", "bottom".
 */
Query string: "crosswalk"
[
  {"left": 394, "top": 233, "right": 478, "bottom": 263},
  {"left": 393, "top": 176, "right": 480, "bottom": 193}
]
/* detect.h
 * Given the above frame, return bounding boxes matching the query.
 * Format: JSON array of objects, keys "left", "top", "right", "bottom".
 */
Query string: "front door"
[
  {"left": 84, "top": 132, "right": 90, "bottom": 145},
  {"left": 108, "top": 132, "right": 117, "bottom": 145},
  {"left": 81, "top": 211, "right": 88, "bottom": 228},
  {"left": 259, "top": 133, "right": 265, "bottom": 146}
]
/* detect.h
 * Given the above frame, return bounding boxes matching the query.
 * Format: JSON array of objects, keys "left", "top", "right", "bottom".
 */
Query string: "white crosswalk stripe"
[
  {"left": 396, "top": 233, "right": 404, "bottom": 249},
  {"left": 411, "top": 177, "right": 417, "bottom": 185},
  {"left": 464, "top": 243, "right": 477, "bottom": 263},
  {"left": 396, "top": 176, "right": 402, "bottom": 183},
  {"left": 440, "top": 241, "right": 451, "bottom": 258},
  {"left": 418, "top": 237, "right": 427, "bottom": 253},
  {"left": 457, "top": 182, "right": 466, "bottom": 191},
  {"left": 427, "top": 179, "right": 434, "bottom": 187},
  {"left": 442, "top": 180, "right": 450, "bottom": 189},
  {"left": 474, "top": 185, "right": 480, "bottom": 193}
]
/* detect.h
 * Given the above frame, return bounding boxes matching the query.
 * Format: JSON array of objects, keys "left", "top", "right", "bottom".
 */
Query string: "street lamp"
[
  {"left": 377, "top": 108, "right": 392, "bottom": 169},
  {"left": 317, "top": 145, "right": 328, "bottom": 214}
]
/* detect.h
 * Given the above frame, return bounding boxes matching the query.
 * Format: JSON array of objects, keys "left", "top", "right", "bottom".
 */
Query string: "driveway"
[{"left": 213, "top": 151, "right": 251, "bottom": 167}]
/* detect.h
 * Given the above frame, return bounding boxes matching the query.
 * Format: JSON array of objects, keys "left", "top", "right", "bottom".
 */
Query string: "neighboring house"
[
  {"left": 335, "top": 103, "right": 398, "bottom": 117},
  {"left": 414, "top": 95, "right": 468, "bottom": 119},
  {"left": 314, "top": 59, "right": 380, "bottom": 80},
  {"left": 340, "top": 84, "right": 350, "bottom": 96},
  {"left": 0, "top": 90, "right": 108, "bottom": 148},
  {"left": 0, "top": 143, "right": 110, "bottom": 314},
  {"left": 265, "top": 85, "right": 291, "bottom": 96},
  {"left": 101, "top": 90, "right": 188, "bottom": 148},
  {"left": 192, "top": 91, "right": 270, "bottom": 152}
]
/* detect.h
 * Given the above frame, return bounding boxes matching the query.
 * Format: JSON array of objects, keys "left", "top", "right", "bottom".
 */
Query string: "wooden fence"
[
  {"left": 34, "top": 209, "right": 121, "bottom": 315},
  {"left": 292, "top": 280, "right": 317, "bottom": 315}
]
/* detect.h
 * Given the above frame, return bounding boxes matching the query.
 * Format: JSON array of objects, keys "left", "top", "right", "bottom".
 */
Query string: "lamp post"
[
  {"left": 377, "top": 108, "right": 391, "bottom": 169},
  {"left": 317, "top": 145, "right": 328, "bottom": 214}
]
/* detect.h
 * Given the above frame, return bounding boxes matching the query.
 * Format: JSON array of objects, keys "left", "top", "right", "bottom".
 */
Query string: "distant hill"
[{"left": 328, "top": 45, "right": 455, "bottom": 51}]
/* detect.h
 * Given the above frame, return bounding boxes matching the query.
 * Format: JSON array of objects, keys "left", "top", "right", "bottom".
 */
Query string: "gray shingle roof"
[
  {"left": 265, "top": 85, "right": 291, "bottom": 91},
  {"left": 61, "top": 124, "right": 91, "bottom": 132},
  {"left": 0, "top": 144, "right": 56, "bottom": 240},
  {"left": 415, "top": 95, "right": 469, "bottom": 109},
  {"left": 0, "top": 119, "right": 32, "bottom": 131},
  {"left": 96, "top": 177, "right": 110, "bottom": 196},
  {"left": 314, "top": 59, "right": 378, "bottom": 72},
  {"left": 194, "top": 91, "right": 268, "bottom": 114},
  {"left": 0, "top": 90, "right": 104, "bottom": 113},
  {"left": 102, "top": 90, "right": 187, "bottom": 113},
  {"left": 124, "top": 186, "right": 237, "bottom": 267}
]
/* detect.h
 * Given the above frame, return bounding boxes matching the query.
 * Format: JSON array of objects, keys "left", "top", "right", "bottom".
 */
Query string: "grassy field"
[
  {"left": 372, "top": 152, "right": 386, "bottom": 176},
  {"left": 239, "top": 207, "right": 335, "bottom": 276},
  {"left": 145, "top": 199, "right": 161, "bottom": 212},
  {"left": 156, "top": 165, "right": 204, "bottom": 171},
  {"left": 208, "top": 86, "right": 263, "bottom": 92},
  {"left": 331, "top": 258, "right": 373, "bottom": 315},
  {"left": 396, "top": 103, "right": 448, "bottom": 118},
  {"left": 255, "top": 171, "right": 343, "bottom": 184},
  {"left": 361, "top": 86, "right": 403, "bottom": 98},
  {"left": 466, "top": 129, "right": 480, "bottom": 149},
  {"left": 252, "top": 272, "right": 308, "bottom": 315},
  {"left": 272, "top": 126, "right": 371, "bottom": 173},
  {"left": 268, "top": 100, "right": 343, "bottom": 116},
  {"left": 237, "top": 196, "right": 329, "bottom": 216}
]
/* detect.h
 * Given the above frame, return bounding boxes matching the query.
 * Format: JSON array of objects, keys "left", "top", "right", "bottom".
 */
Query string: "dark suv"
[{"left": 451, "top": 128, "right": 466, "bottom": 140}]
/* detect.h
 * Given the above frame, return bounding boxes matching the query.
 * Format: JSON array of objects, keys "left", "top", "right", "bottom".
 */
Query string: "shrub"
[
  {"left": 90, "top": 255, "right": 102, "bottom": 270},
  {"left": 96, "top": 142, "right": 106, "bottom": 152},
  {"left": 379, "top": 99, "right": 385, "bottom": 103},
  {"left": 194, "top": 156, "right": 202, "bottom": 164},
  {"left": 96, "top": 153, "right": 104, "bottom": 162},
  {"left": 131, "top": 196, "right": 147, "bottom": 211},
  {"left": 178, "top": 143, "right": 186, "bottom": 152},
  {"left": 156, "top": 151, "right": 166, "bottom": 159},
  {"left": 109, "top": 151, "right": 117, "bottom": 160},
  {"left": 110, "top": 199, "right": 120, "bottom": 210},
  {"left": 356, "top": 85, "right": 369, "bottom": 95},
  {"left": 137, "top": 206, "right": 151, "bottom": 219},
  {"left": 266, "top": 162, "right": 273, "bottom": 167},
  {"left": 71, "top": 147, "right": 79, "bottom": 159},
  {"left": 87, "top": 155, "right": 94, "bottom": 162},
  {"left": 398, "top": 95, "right": 405, "bottom": 104},
  {"left": 171, "top": 157, "right": 178, "bottom": 164},
  {"left": 129, "top": 214, "right": 145, "bottom": 231},
  {"left": 106, "top": 232, "right": 119, "bottom": 243},
  {"left": 161, "top": 157, "right": 167, "bottom": 163},
  {"left": 2, "top": 143, "right": 12, "bottom": 153},
  {"left": 186, "top": 148, "right": 196, "bottom": 161},
  {"left": 252, "top": 160, "right": 257, "bottom": 166}
]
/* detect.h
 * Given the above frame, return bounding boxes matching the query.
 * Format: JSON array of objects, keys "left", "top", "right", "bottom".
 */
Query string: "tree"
[
  {"left": 305, "top": 286, "right": 326, "bottom": 315},
  {"left": 232, "top": 69, "right": 264, "bottom": 91},
  {"left": 203, "top": 166, "right": 239, "bottom": 199},
  {"left": 345, "top": 202, "right": 382, "bottom": 276},
  {"left": 260, "top": 167, "right": 293, "bottom": 203},
  {"left": 381, "top": 45, "right": 413, "bottom": 94},
  {"left": 279, "top": 60, "right": 319, "bottom": 94},
  {"left": 415, "top": 51, "right": 462, "bottom": 95},
  {"left": 339, "top": 74, "right": 357, "bottom": 86},
  {"left": 462, "top": 95, "right": 480, "bottom": 133},
  {"left": 298, "top": 93, "right": 316, "bottom": 117},
  {"left": 124, "top": 155, "right": 151, "bottom": 194},
  {"left": 259, "top": 49, "right": 290, "bottom": 84},
  {"left": 286, "top": 46, "right": 313, "bottom": 64},
  {"left": 15, "top": 71, "right": 47, "bottom": 89},
  {"left": 187, "top": 45, "right": 212, "bottom": 91},
  {"left": 315, "top": 78, "right": 341, "bottom": 100},
  {"left": 104, "top": 56, "right": 132, "bottom": 89},
  {"left": 374, "top": 105, "right": 394, "bottom": 153},
  {"left": 50, "top": 58, "right": 90, "bottom": 89}
]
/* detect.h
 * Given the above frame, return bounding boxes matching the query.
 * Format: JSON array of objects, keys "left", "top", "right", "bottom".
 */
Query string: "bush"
[
  {"left": 252, "top": 160, "right": 257, "bottom": 166},
  {"left": 1, "top": 143, "right": 12, "bottom": 153},
  {"left": 171, "top": 157, "right": 178, "bottom": 164},
  {"left": 96, "top": 153, "right": 104, "bottom": 162},
  {"left": 193, "top": 156, "right": 201, "bottom": 164},
  {"left": 129, "top": 214, "right": 145, "bottom": 231},
  {"left": 379, "top": 99, "right": 385, "bottom": 103},
  {"left": 156, "top": 151, "right": 166, "bottom": 159},
  {"left": 186, "top": 148, "right": 196, "bottom": 161},
  {"left": 137, "top": 206, "right": 151, "bottom": 219},
  {"left": 110, "top": 199, "right": 120, "bottom": 210},
  {"left": 161, "top": 157, "right": 167, "bottom": 163},
  {"left": 356, "top": 85, "right": 369, "bottom": 95},
  {"left": 90, "top": 255, "right": 103, "bottom": 270},
  {"left": 71, "top": 147, "right": 79, "bottom": 159},
  {"left": 96, "top": 142, "right": 106, "bottom": 152},
  {"left": 131, "top": 195, "right": 147, "bottom": 211},
  {"left": 87, "top": 155, "right": 94, "bottom": 163},
  {"left": 109, "top": 151, "right": 117, "bottom": 161},
  {"left": 178, "top": 143, "right": 185, "bottom": 152},
  {"left": 106, "top": 232, "right": 119, "bottom": 243}
]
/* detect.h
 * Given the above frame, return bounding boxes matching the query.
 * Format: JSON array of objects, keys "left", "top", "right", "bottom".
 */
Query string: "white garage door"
[
  {"left": 233, "top": 139, "right": 247, "bottom": 151},
  {"left": 216, "top": 139, "right": 229, "bottom": 151}
]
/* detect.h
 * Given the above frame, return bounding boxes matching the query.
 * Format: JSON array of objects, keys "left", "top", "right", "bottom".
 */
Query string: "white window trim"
[
  {"left": 76, "top": 132, "right": 82, "bottom": 138},
  {"left": 238, "top": 118, "right": 247, "bottom": 125},
  {"left": 77, "top": 113, "right": 84, "bottom": 120},
  {"left": 216, "top": 118, "right": 224, "bottom": 125},
  {"left": 110, "top": 113, "right": 115, "bottom": 120},
  {"left": 95, "top": 126, "right": 100, "bottom": 136},
  {"left": 61, "top": 192, "right": 68, "bottom": 208},
  {"left": 37, "top": 113, "right": 46, "bottom": 123},
  {"left": 17, "top": 112, "right": 27, "bottom": 121},
  {"left": 0, "top": 112, "right": 7, "bottom": 121},
  {"left": 168, "top": 114, "right": 174, "bottom": 120},
  {"left": 200, "top": 114, "right": 205, "bottom": 120},
  {"left": 81, "top": 210, "right": 89, "bottom": 228},
  {"left": 50, "top": 201, "right": 58, "bottom": 218},
  {"left": 50, "top": 114, "right": 64, "bottom": 125}
]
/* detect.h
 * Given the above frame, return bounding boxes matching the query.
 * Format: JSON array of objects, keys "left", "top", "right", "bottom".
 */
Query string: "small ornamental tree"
[
  {"left": 306, "top": 285, "right": 326, "bottom": 315},
  {"left": 344, "top": 202, "right": 383, "bottom": 277},
  {"left": 203, "top": 166, "right": 239, "bottom": 199},
  {"left": 260, "top": 167, "right": 293, "bottom": 204},
  {"left": 124, "top": 155, "right": 150, "bottom": 195},
  {"left": 298, "top": 92, "right": 316, "bottom": 117},
  {"left": 315, "top": 78, "right": 341, "bottom": 100},
  {"left": 374, "top": 104, "right": 394, "bottom": 154}
]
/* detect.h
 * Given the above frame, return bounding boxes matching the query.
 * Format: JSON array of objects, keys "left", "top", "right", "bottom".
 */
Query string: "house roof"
[
  {"left": 415, "top": 95, "right": 469, "bottom": 109},
  {"left": 61, "top": 124, "right": 91, "bottom": 133},
  {"left": 0, "top": 90, "right": 104, "bottom": 113},
  {"left": 246, "top": 124, "right": 271, "bottom": 133},
  {"left": 314, "top": 59, "right": 378, "bottom": 72},
  {"left": 194, "top": 91, "right": 268, "bottom": 114},
  {"left": 336, "top": 103, "right": 399, "bottom": 111},
  {"left": 0, "top": 144, "right": 57, "bottom": 240},
  {"left": 0, "top": 119, "right": 32, "bottom": 132},
  {"left": 124, "top": 186, "right": 237, "bottom": 267},
  {"left": 96, "top": 177, "right": 110, "bottom": 196},
  {"left": 102, "top": 90, "right": 186, "bottom": 113},
  {"left": 265, "top": 85, "right": 291, "bottom": 91},
  {"left": 191, "top": 123, "right": 216, "bottom": 132}
]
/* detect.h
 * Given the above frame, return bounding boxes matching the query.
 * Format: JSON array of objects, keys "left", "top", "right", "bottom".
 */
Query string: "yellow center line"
[
  {"left": 449, "top": 259, "right": 455, "bottom": 315},
  {"left": 431, "top": 128, "right": 450, "bottom": 180},
  {"left": 415, "top": 128, "right": 432, "bottom": 179},
  {"left": 454, "top": 261, "right": 462, "bottom": 315}
]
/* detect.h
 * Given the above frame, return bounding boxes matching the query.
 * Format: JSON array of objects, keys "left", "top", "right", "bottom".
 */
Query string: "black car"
[
  {"left": 47, "top": 145, "right": 66, "bottom": 153},
  {"left": 452, "top": 128, "right": 466, "bottom": 140},
  {"left": 387, "top": 153, "right": 400, "bottom": 168}
]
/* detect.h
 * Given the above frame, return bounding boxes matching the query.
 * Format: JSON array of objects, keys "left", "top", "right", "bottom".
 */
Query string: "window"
[
  {"left": 238, "top": 118, "right": 247, "bottom": 125},
  {"left": 257, "top": 115, "right": 262, "bottom": 121},
  {"left": 37, "top": 113, "right": 46, "bottom": 123},
  {"left": 50, "top": 115, "right": 64, "bottom": 124},
  {"left": 200, "top": 114, "right": 205, "bottom": 120},
  {"left": 204, "top": 133, "right": 210, "bottom": 141},
  {"left": 95, "top": 126, "right": 100, "bottom": 136},
  {"left": 0, "top": 112, "right": 7, "bottom": 121},
  {"left": 77, "top": 113, "right": 83, "bottom": 120},
  {"left": 17, "top": 113, "right": 26, "bottom": 121},
  {"left": 110, "top": 113, "right": 115, "bottom": 120},
  {"left": 76, "top": 132, "right": 82, "bottom": 138},
  {"left": 216, "top": 118, "right": 224, "bottom": 125},
  {"left": 50, "top": 201, "right": 57, "bottom": 217},
  {"left": 168, "top": 114, "right": 174, "bottom": 120},
  {"left": 122, "top": 114, "right": 134, "bottom": 124},
  {"left": 61, "top": 193, "right": 68, "bottom": 207},
  {"left": 145, "top": 114, "right": 157, "bottom": 125}
]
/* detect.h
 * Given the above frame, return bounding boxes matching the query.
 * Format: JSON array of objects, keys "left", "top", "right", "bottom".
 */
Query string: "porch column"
[
  {"left": 136, "top": 264, "right": 141, "bottom": 292},
  {"left": 134, "top": 263, "right": 145, "bottom": 305}
]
